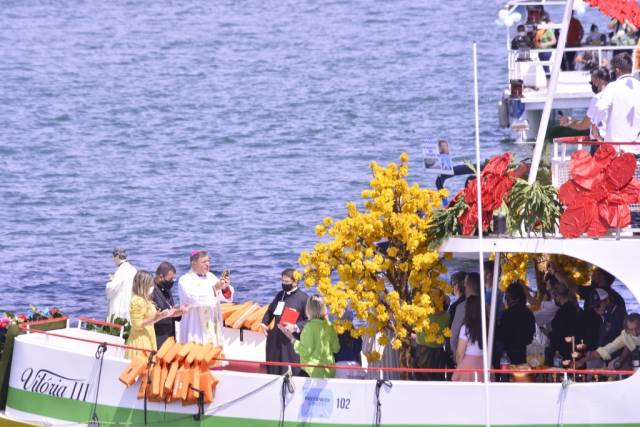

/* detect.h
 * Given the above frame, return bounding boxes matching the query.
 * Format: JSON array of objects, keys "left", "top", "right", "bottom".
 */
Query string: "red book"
[{"left": 279, "top": 307, "right": 300, "bottom": 326}]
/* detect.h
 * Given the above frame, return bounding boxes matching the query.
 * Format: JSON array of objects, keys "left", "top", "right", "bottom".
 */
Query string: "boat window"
[{"left": 440, "top": 253, "right": 639, "bottom": 384}]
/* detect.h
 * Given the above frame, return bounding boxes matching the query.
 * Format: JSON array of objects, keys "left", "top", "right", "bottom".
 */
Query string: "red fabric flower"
[
  {"left": 593, "top": 144, "right": 617, "bottom": 167},
  {"left": 559, "top": 148, "right": 639, "bottom": 238},
  {"left": 586, "top": 214, "right": 609, "bottom": 237},
  {"left": 570, "top": 150, "right": 603, "bottom": 190},
  {"left": 620, "top": 179, "right": 640, "bottom": 204},
  {"left": 605, "top": 153, "right": 636, "bottom": 191},
  {"left": 560, "top": 204, "right": 595, "bottom": 238},
  {"left": 558, "top": 180, "right": 585, "bottom": 208},
  {"left": 464, "top": 178, "right": 478, "bottom": 205},
  {"left": 457, "top": 153, "right": 516, "bottom": 235},
  {"left": 599, "top": 201, "right": 631, "bottom": 228},
  {"left": 459, "top": 208, "right": 477, "bottom": 236},
  {"left": 483, "top": 153, "right": 512, "bottom": 176}
]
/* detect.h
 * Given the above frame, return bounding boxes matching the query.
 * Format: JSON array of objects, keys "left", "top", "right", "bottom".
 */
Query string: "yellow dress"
[{"left": 125, "top": 295, "right": 158, "bottom": 360}]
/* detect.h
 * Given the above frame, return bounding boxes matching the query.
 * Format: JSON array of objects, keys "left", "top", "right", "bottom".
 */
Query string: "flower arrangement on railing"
[
  {"left": 0, "top": 305, "right": 66, "bottom": 355},
  {"left": 430, "top": 152, "right": 561, "bottom": 242},
  {"left": 558, "top": 145, "right": 640, "bottom": 238}
]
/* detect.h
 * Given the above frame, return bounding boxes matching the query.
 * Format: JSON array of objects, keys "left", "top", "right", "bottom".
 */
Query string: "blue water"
[{"left": 0, "top": 1, "right": 628, "bottom": 318}]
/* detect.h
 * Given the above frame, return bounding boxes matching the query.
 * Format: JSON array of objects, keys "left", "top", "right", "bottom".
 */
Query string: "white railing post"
[{"left": 528, "top": 0, "right": 576, "bottom": 184}]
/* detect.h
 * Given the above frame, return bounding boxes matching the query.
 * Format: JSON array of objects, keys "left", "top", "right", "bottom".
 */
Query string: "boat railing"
[
  {"left": 552, "top": 136, "right": 640, "bottom": 236},
  {"left": 77, "top": 316, "right": 125, "bottom": 338},
  {"left": 15, "top": 320, "right": 637, "bottom": 384},
  {"left": 20, "top": 316, "right": 70, "bottom": 331},
  {"left": 507, "top": 44, "right": 637, "bottom": 89}
]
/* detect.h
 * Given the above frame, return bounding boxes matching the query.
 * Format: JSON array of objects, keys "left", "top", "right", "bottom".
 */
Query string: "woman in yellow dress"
[{"left": 125, "top": 271, "right": 176, "bottom": 359}]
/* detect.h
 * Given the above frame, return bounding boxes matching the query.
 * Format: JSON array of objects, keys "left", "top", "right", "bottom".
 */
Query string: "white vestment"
[
  {"left": 592, "top": 74, "right": 640, "bottom": 153},
  {"left": 105, "top": 260, "right": 137, "bottom": 321},
  {"left": 178, "top": 270, "right": 234, "bottom": 346}
]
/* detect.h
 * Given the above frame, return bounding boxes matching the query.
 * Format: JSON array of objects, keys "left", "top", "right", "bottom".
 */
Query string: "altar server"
[{"left": 106, "top": 247, "right": 137, "bottom": 321}]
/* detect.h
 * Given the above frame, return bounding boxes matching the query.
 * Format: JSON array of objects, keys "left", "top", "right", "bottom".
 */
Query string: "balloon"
[
  {"left": 498, "top": 9, "right": 509, "bottom": 20},
  {"left": 511, "top": 12, "right": 522, "bottom": 23},
  {"left": 573, "top": 0, "right": 586, "bottom": 15},
  {"left": 505, "top": 17, "right": 514, "bottom": 27}
]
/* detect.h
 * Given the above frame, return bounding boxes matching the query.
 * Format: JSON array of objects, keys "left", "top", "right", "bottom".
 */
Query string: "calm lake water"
[{"left": 0, "top": 0, "right": 632, "bottom": 318}]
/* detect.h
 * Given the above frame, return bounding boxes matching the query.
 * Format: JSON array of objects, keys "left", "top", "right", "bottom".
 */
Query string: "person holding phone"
[
  {"left": 178, "top": 250, "right": 234, "bottom": 346},
  {"left": 260, "top": 268, "right": 309, "bottom": 375}
]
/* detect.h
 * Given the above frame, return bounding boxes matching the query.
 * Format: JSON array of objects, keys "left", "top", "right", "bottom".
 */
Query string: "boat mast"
[
  {"left": 527, "top": 0, "right": 575, "bottom": 184},
  {"left": 472, "top": 42, "right": 491, "bottom": 427}
]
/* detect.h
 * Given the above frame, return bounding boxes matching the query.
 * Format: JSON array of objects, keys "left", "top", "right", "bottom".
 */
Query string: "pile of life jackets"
[
  {"left": 221, "top": 302, "right": 273, "bottom": 331},
  {"left": 118, "top": 337, "right": 221, "bottom": 405}
]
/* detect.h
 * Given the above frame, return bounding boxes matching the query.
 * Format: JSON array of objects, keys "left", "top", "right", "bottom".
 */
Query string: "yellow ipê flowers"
[{"left": 298, "top": 153, "right": 451, "bottom": 366}]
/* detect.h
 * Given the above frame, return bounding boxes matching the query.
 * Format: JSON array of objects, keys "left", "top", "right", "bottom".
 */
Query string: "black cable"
[
  {"left": 279, "top": 368, "right": 294, "bottom": 427},
  {"left": 143, "top": 351, "right": 157, "bottom": 426},
  {"left": 88, "top": 343, "right": 107, "bottom": 427},
  {"left": 373, "top": 379, "right": 392, "bottom": 427}
]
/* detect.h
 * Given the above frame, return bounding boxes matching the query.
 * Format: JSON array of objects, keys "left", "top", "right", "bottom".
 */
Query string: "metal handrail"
[
  {"left": 77, "top": 316, "right": 124, "bottom": 338},
  {"left": 15, "top": 319, "right": 637, "bottom": 383}
]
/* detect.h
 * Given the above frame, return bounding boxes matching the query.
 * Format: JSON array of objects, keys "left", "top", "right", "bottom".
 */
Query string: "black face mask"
[
  {"left": 590, "top": 82, "right": 599, "bottom": 94},
  {"left": 282, "top": 283, "right": 295, "bottom": 293},
  {"left": 160, "top": 279, "right": 175, "bottom": 291}
]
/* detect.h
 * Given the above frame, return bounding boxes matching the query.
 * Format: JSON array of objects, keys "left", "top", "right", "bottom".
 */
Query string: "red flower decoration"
[
  {"left": 559, "top": 146, "right": 640, "bottom": 237},
  {"left": 457, "top": 153, "right": 515, "bottom": 236}
]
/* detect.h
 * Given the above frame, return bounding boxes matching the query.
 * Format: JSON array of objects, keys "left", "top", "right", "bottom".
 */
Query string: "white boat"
[
  {"left": 1, "top": 233, "right": 639, "bottom": 427},
  {"left": 2, "top": 1, "right": 639, "bottom": 426},
  {"left": 497, "top": 0, "right": 637, "bottom": 142}
]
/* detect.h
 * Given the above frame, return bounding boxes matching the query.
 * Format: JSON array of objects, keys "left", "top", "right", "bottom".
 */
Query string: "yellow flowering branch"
[{"left": 299, "top": 153, "right": 450, "bottom": 368}]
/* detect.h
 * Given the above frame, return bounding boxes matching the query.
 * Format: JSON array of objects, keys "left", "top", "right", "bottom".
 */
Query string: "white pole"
[
  {"left": 487, "top": 253, "right": 501, "bottom": 360},
  {"left": 473, "top": 42, "right": 491, "bottom": 427},
  {"left": 527, "top": 0, "right": 576, "bottom": 184}
]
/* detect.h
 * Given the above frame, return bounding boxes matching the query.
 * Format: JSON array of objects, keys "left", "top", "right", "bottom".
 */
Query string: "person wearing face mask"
[
  {"left": 125, "top": 270, "right": 178, "bottom": 359},
  {"left": 559, "top": 66, "right": 610, "bottom": 153},
  {"left": 178, "top": 250, "right": 234, "bottom": 346},
  {"left": 152, "top": 261, "right": 187, "bottom": 347},
  {"left": 511, "top": 24, "right": 533, "bottom": 51},
  {"left": 592, "top": 53, "right": 640, "bottom": 152},
  {"left": 259, "top": 268, "right": 309, "bottom": 375}
]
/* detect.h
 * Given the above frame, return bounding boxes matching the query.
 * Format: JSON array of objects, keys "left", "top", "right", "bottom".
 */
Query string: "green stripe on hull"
[{"left": 6, "top": 387, "right": 640, "bottom": 427}]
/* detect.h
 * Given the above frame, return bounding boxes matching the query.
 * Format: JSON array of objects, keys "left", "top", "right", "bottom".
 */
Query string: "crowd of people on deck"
[
  {"left": 107, "top": 246, "right": 640, "bottom": 382},
  {"left": 510, "top": 6, "right": 640, "bottom": 74},
  {"left": 422, "top": 262, "right": 640, "bottom": 383}
]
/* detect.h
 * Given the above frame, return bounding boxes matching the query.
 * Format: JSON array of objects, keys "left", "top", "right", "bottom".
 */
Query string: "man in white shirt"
[
  {"left": 105, "top": 247, "right": 137, "bottom": 321},
  {"left": 178, "top": 250, "right": 234, "bottom": 346},
  {"left": 561, "top": 66, "right": 610, "bottom": 149},
  {"left": 592, "top": 53, "right": 640, "bottom": 154}
]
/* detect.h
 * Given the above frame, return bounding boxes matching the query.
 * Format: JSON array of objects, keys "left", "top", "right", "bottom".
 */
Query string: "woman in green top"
[{"left": 280, "top": 295, "right": 340, "bottom": 378}]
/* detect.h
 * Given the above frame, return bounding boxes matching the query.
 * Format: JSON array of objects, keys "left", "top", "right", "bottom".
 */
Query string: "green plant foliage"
[
  {"left": 507, "top": 178, "right": 563, "bottom": 236},
  {"left": 427, "top": 196, "right": 469, "bottom": 249}
]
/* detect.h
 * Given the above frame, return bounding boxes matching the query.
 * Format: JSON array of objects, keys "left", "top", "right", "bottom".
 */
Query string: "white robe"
[
  {"left": 178, "top": 270, "right": 234, "bottom": 345},
  {"left": 105, "top": 261, "right": 137, "bottom": 321}
]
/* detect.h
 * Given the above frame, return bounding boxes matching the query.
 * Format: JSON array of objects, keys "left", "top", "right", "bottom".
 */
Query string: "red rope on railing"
[
  {"left": 78, "top": 316, "right": 124, "bottom": 329},
  {"left": 16, "top": 323, "right": 636, "bottom": 376},
  {"left": 18, "top": 321, "right": 151, "bottom": 353}
]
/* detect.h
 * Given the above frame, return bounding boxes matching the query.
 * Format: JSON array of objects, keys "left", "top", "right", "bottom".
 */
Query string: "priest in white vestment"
[
  {"left": 178, "top": 250, "right": 234, "bottom": 346},
  {"left": 106, "top": 247, "right": 137, "bottom": 321}
]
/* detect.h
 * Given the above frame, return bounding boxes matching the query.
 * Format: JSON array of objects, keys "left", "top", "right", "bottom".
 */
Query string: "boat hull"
[{"left": 4, "top": 326, "right": 640, "bottom": 426}]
